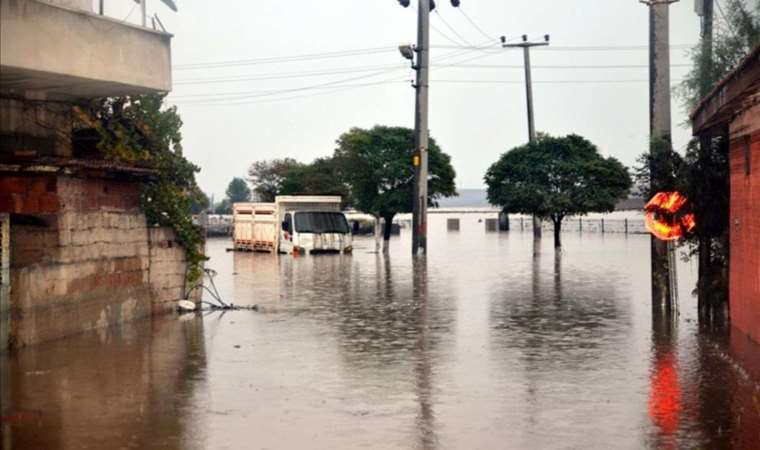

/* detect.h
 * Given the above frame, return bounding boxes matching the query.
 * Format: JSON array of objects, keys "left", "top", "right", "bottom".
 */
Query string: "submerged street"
[{"left": 2, "top": 214, "right": 759, "bottom": 449}]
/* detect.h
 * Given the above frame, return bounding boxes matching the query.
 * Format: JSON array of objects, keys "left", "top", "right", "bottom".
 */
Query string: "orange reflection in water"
[
  {"left": 649, "top": 352, "right": 682, "bottom": 436},
  {"left": 644, "top": 192, "right": 696, "bottom": 241}
]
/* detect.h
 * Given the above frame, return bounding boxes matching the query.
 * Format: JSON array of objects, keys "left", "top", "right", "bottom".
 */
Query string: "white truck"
[{"left": 233, "top": 196, "right": 352, "bottom": 255}]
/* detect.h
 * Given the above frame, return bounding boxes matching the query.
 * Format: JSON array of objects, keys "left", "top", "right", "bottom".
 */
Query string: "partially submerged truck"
[{"left": 233, "top": 196, "right": 352, "bottom": 255}]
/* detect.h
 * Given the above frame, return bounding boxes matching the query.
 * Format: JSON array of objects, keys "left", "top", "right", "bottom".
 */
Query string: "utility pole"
[
  {"left": 641, "top": 0, "right": 679, "bottom": 311},
  {"left": 412, "top": 0, "right": 431, "bottom": 256},
  {"left": 502, "top": 34, "right": 550, "bottom": 239},
  {"left": 697, "top": 0, "right": 714, "bottom": 95},
  {"left": 695, "top": 0, "right": 714, "bottom": 315},
  {"left": 399, "top": 0, "right": 461, "bottom": 256}
]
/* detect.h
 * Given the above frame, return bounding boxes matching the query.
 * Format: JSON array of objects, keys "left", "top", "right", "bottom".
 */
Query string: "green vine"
[{"left": 76, "top": 94, "right": 207, "bottom": 284}]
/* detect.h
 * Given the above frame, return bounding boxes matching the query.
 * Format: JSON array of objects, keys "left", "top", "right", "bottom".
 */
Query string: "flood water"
[{"left": 2, "top": 214, "right": 760, "bottom": 449}]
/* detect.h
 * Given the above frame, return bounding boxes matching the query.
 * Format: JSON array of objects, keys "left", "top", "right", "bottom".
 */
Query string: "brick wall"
[
  {"left": 729, "top": 126, "right": 760, "bottom": 343},
  {"left": 6, "top": 174, "right": 201, "bottom": 348}
]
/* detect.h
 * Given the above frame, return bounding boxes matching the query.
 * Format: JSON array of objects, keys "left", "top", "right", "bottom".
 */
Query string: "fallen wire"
[{"left": 186, "top": 268, "right": 259, "bottom": 311}]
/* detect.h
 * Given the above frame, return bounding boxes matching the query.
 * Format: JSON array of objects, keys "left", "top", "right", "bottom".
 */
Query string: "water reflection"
[
  {"left": 1, "top": 316, "right": 206, "bottom": 450},
  {"left": 412, "top": 256, "right": 436, "bottom": 450},
  {"left": 2, "top": 220, "right": 760, "bottom": 449},
  {"left": 648, "top": 314, "right": 681, "bottom": 449}
]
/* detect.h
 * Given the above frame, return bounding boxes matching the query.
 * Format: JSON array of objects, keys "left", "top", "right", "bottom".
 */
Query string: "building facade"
[
  {"left": 0, "top": 0, "right": 197, "bottom": 350},
  {"left": 692, "top": 45, "right": 760, "bottom": 343}
]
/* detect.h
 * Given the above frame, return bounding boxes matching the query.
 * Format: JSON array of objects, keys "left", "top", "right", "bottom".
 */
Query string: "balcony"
[{"left": 0, "top": 0, "right": 172, "bottom": 101}]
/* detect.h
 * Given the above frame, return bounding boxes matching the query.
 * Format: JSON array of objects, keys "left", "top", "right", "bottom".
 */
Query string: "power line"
[
  {"left": 173, "top": 45, "right": 500, "bottom": 104},
  {"left": 172, "top": 46, "right": 400, "bottom": 71},
  {"left": 435, "top": 43, "right": 693, "bottom": 51},
  {"left": 174, "top": 63, "right": 407, "bottom": 85},
  {"left": 714, "top": 0, "right": 741, "bottom": 41},
  {"left": 173, "top": 61, "right": 691, "bottom": 86},
  {"left": 433, "top": 9, "right": 474, "bottom": 46},
  {"left": 457, "top": 7, "right": 498, "bottom": 43},
  {"left": 172, "top": 80, "right": 407, "bottom": 106}
]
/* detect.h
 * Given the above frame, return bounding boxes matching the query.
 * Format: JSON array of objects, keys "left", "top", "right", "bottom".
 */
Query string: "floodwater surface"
[{"left": 2, "top": 214, "right": 760, "bottom": 449}]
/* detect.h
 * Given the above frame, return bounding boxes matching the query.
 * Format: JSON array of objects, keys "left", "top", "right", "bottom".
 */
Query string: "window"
[
  {"left": 283, "top": 213, "right": 293, "bottom": 232},
  {"left": 294, "top": 212, "right": 349, "bottom": 234}
]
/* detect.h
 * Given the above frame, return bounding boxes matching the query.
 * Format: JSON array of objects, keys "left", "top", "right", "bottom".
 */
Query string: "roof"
[
  {"left": 0, "top": 157, "right": 157, "bottom": 179},
  {"left": 691, "top": 44, "right": 760, "bottom": 134}
]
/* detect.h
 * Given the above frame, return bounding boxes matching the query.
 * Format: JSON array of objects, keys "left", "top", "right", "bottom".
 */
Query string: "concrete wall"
[
  {"left": 3, "top": 173, "right": 199, "bottom": 348},
  {"left": 729, "top": 105, "right": 760, "bottom": 343},
  {"left": 149, "top": 227, "right": 199, "bottom": 316},
  {"left": 1, "top": 0, "right": 172, "bottom": 100}
]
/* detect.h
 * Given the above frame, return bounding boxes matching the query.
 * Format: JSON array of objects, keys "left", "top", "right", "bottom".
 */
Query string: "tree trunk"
[
  {"left": 552, "top": 217, "right": 562, "bottom": 249},
  {"left": 697, "top": 236, "right": 711, "bottom": 319},
  {"left": 373, "top": 215, "right": 382, "bottom": 254},
  {"left": 382, "top": 214, "right": 395, "bottom": 254}
]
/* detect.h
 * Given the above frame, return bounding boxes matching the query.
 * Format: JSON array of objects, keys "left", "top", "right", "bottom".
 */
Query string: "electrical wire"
[
  {"left": 172, "top": 45, "right": 501, "bottom": 105},
  {"left": 714, "top": 0, "right": 742, "bottom": 42},
  {"left": 457, "top": 7, "right": 498, "bottom": 43},
  {"left": 173, "top": 47, "right": 400, "bottom": 71},
  {"left": 171, "top": 44, "right": 493, "bottom": 100},
  {"left": 433, "top": 9, "right": 474, "bottom": 47}
]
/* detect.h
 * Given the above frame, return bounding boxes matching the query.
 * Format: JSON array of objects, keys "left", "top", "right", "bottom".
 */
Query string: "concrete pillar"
[{"left": 447, "top": 218, "right": 460, "bottom": 231}]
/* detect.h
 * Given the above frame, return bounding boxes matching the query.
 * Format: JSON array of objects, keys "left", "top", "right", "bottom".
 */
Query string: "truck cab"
[{"left": 275, "top": 196, "right": 352, "bottom": 255}]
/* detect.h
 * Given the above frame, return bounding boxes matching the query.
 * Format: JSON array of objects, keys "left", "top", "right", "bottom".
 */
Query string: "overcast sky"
[{"left": 106, "top": 0, "right": 701, "bottom": 200}]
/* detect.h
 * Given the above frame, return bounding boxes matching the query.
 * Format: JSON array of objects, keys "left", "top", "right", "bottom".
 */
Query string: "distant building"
[
  {"left": 691, "top": 44, "right": 760, "bottom": 343},
  {"left": 0, "top": 0, "right": 195, "bottom": 349}
]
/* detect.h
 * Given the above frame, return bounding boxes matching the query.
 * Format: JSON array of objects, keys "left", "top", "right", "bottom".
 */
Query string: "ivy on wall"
[{"left": 75, "top": 94, "right": 207, "bottom": 284}]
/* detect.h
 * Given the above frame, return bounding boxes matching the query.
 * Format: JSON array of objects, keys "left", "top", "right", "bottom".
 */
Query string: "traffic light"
[
  {"left": 451, "top": 0, "right": 460, "bottom": 6},
  {"left": 398, "top": 0, "right": 410, "bottom": 7}
]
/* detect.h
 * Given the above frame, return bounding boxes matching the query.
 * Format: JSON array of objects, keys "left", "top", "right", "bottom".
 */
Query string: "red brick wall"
[
  {"left": 0, "top": 174, "right": 60, "bottom": 214},
  {"left": 729, "top": 129, "right": 760, "bottom": 342}
]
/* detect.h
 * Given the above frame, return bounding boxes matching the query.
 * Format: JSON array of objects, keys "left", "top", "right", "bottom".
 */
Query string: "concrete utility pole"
[
  {"left": 641, "top": 0, "right": 679, "bottom": 310},
  {"left": 412, "top": 0, "right": 431, "bottom": 256},
  {"left": 503, "top": 34, "right": 550, "bottom": 239},
  {"left": 399, "top": 0, "right": 461, "bottom": 255},
  {"left": 697, "top": 0, "right": 714, "bottom": 95}
]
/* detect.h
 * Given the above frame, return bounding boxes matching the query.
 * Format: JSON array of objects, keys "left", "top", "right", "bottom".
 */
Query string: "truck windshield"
[{"left": 294, "top": 212, "right": 349, "bottom": 234}]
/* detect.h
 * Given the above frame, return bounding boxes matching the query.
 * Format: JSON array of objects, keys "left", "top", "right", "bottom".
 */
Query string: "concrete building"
[
  {"left": 691, "top": 44, "right": 760, "bottom": 343},
  {"left": 0, "top": 0, "right": 196, "bottom": 350}
]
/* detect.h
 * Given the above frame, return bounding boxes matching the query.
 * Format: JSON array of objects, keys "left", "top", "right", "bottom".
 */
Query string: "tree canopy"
[
  {"left": 247, "top": 158, "right": 302, "bottom": 202},
  {"left": 679, "top": 0, "right": 760, "bottom": 107},
  {"left": 225, "top": 177, "right": 251, "bottom": 204},
  {"left": 485, "top": 134, "right": 631, "bottom": 248},
  {"left": 334, "top": 126, "right": 457, "bottom": 244}
]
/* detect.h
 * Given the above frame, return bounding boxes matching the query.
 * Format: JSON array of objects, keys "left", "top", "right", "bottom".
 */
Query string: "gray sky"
[{"left": 107, "top": 0, "right": 701, "bottom": 200}]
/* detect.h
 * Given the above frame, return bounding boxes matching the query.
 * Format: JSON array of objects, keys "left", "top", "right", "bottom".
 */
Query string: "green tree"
[
  {"left": 247, "top": 158, "right": 302, "bottom": 202},
  {"left": 225, "top": 177, "right": 251, "bottom": 204},
  {"left": 334, "top": 126, "right": 456, "bottom": 251},
  {"left": 675, "top": 1, "right": 758, "bottom": 316},
  {"left": 678, "top": 138, "right": 729, "bottom": 314},
  {"left": 214, "top": 198, "right": 232, "bottom": 215},
  {"left": 679, "top": 0, "right": 760, "bottom": 108},
  {"left": 279, "top": 157, "right": 350, "bottom": 203},
  {"left": 485, "top": 134, "right": 631, "bottom": 249},
  {"left": 190, "top": 191, "right": 210, "bottom": 215}
]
